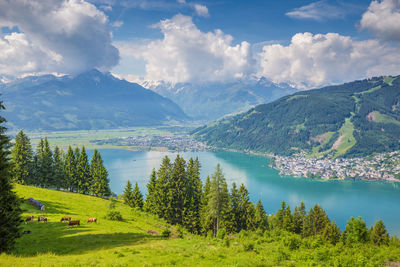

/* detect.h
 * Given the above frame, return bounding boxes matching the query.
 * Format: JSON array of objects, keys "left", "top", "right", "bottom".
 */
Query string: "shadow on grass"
[
  {"left": 12, "top": 222, "right": 162, "bottom": 257},
  {"left": 21, "top": 199, "right": 77, "bottom": 216}
]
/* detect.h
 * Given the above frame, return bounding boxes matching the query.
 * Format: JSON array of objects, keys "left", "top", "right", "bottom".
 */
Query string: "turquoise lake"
[{"left": 94, "top": 149, "right": 400, "bottom": 236}]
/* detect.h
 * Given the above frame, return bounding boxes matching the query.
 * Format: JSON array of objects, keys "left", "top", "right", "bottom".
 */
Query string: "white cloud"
[
  {"left": 194, "top": 4, "right": 209, "bottom": 17},
  {"left": 0, "top": 0, "right": 119, "bottom": 77},
  {"left": 286, "top": 0, "right": 345, "bottom": 21},
  {"left": 119, "top": 15, "right": 254, "bottom": 84},
  {"left": 258, "top": 32, "right": 400, "bottom": 89},
  {"left": 360, "top": 0, "right": 400, "bottom": 42},
  {"left": 112, "top": 20, "right": 124, "bottom": 27}
]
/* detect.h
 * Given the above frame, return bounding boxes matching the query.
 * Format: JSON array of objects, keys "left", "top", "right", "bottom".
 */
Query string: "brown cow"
[
  {"left": 67, "top": 220, "right": 80, "bottom": 228},
  {"left": 60, "top": 216, "right": 71, "bottom": 222},
  {"left": 38, "top": 216, "right": 48, "bottom": 223},
  {"left": 87, "top": 217, "right": 97, "bottom": 224},
  {"left": 25, "top": 216, "right": 34, "bottom": 224}
]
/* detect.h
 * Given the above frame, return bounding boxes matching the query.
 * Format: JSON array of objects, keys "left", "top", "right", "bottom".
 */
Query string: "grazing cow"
[
  {"left": 67, "top": 220, "right": 80, "bottom": 228},
  {"left": 22, "top": 230, "right": 32, "bottom": 235},
  {"left": 38, "top": 216, "right": 48, "bottom": 223},
  {"left": 60, "top": 216, "right": 71, "bottom": 222},
  {"left": 25, "top": 216, "right": 34, "bottom": 224},
  {"left": 87, "top": 217, "right": 97, "bottom": 224}
]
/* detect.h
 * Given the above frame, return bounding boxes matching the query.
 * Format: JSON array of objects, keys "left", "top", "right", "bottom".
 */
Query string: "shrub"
[
  {"left": 161, "top": 228, "right": 171, "bottom": 238},
  {"left": 243, "top": 242, "right": 255, "bottom": 252},
  {"left": 177, "top": 226, "right": 184, "bottom": 239},
  {"left": 284, "top": 235, "right": 301, "bottom": 250},
  {"left": 106, "top": 210, "right": 123, "bottom": 221},
  {"left": 216, "top": 228, "right": 226, "bottom": 239}
]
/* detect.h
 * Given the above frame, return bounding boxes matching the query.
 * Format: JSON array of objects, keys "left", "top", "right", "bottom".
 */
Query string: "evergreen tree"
[
  {"left": 155, "top": 156, "right": 172, "bottom": 218},
  {"left": 77, "top": 146, "right": 90, "bottom": 194},
  {"left": 254, "top": 199, "right": 269, "bottom": 231},
  {"left": 183, "top": 157, "right": 202, "bottom": 233},
  {"left": 206, "top": 164, "right": 229, "bottom": 237},
  {"left": 322, "top": 221, "right": 341, "bottom": 245},
  {"left": 0, "top": 101, "right": 22, "bottom": 252},
  {"left": 89, "top": 149, "right": 110, "bottom": 197},
  {"left": 303, "top": 204, "right": 330, "bottom": 236},
  {"left": 227, "top": 182, "right": 241, "bottom": 233},
  {"left": 167, "top": 155, "right": 187, "bottom": 224},
  {"left": 132, "top": 182, "right": 144, "bottom": 209},
  {"left": 200, "top": 176, "right": 213, "bottom": 235},
  {"left": 123, "top": 180, "right": 133, "bottom": 207},
  {"left": 33, "top": 139, "right": 45, "bottom": 187},
  {"left": 64, "top": 146, "right": 76, "bottom": 192},
  {"left": 342, "top": 217, "right": 368, "bottom": 244},
  {"left": 53, "top": 146, "right": 65, "bottom": 190},
  {"left": 293, "top": 201, "right": 306, "bottom": 234},
  {"left": 275, "top": 201, "right": 294, "bottom": 232},
  {"left": 370, "top": 220, "right": 389, "bottom": 246},
  {"left": 245, "top": 201, "right": 257, "bottom": 231},
  {"left": 42, "top": 138, "right": 54, "bottom": 187},
  {"left": 144, "top": 169, "right": 157, "bottom": 212},
  {"left": 238, "top": 183, "right": 251, "bottom": 231},
  {"left": 10, "top": 130, "right": 33, "bottom": 184}
]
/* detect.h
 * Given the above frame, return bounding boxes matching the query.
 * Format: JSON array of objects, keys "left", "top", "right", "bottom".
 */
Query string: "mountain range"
[
  {"left": 193, "top": 76, "right": 400, "bottom": 158},
  {"left": 0, "top": 70, "right": 188, "bottom": 131},
  {"left": 141, "top": 78, "right": 296, "bottom": 121}
]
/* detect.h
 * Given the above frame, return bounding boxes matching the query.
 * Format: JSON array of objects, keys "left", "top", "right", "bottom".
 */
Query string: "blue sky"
[
  {"left": 1, "top": 0, "right": 400, "bottom": 88},
  {"left": 105, "top": 0, "right": 370, "bottom": 44}
]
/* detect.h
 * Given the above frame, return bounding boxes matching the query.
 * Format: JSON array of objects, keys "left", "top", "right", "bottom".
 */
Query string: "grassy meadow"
[{"left": 1, "top": 185, "right": 400, "bottom": 266}]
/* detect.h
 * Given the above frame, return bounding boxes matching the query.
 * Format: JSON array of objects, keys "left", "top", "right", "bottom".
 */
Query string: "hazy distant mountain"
[
  {"left": 194, "top": 76, "right": 400, "bottom": 158},
  {"left": 140, "top": 78, "right": 296, "bottom": 121},
  {"left": 1, "top": 69, "right": 188, "bottom": 131}
]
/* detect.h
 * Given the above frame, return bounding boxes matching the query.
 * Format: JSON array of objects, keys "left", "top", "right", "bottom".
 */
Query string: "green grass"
[
  {"left": 357, "top": 85, "right": 381, "bottom": 95},
  {"left": 384, "top": 76, "right": 396, "bottom": 86},
  {"left": 334, "top": 117, "right": 356, "bottom": 158},
  {"left": 370, "top": 111, "right": 400, "bottom": 126},
  {"left": 309, "top": 131, "right": 335, "bottom": 158},
  {"left": 2, "top": 185, "right": 400, "bottom": 266}
]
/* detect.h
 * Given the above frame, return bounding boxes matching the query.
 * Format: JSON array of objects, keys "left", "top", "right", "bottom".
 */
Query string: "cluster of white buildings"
[{"left": 273, "top": 151, "right": 400, "bottom": 182}]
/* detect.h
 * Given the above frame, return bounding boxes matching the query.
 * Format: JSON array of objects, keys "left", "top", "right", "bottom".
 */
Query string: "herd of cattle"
[{"left": 25, "top": 215, "right": 97, "bottom": 228}]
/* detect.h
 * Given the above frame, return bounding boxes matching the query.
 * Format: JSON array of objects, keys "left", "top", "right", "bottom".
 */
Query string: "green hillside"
[
  {"left": 194, "top": 76, "right": 400, "bottom": 158},
  {"left": 1, "top": 185, "right": 400, "bottom": 266}
]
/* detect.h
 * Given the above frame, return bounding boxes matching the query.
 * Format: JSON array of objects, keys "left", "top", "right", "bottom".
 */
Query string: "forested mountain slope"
[
  {"left": 194, "top": 76, "right": 400, "bottom": 157},
  {"left": 1, "top": 70, "right": 188, "bottom": 131}
]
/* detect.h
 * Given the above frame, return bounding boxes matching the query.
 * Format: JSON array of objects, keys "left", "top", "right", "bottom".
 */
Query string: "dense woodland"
[
  {"left": 10, "top": 130, "right": 111, "bottom": 197},
  {"left": 194, "top": 76, "right": 400, "bottom": 157}
]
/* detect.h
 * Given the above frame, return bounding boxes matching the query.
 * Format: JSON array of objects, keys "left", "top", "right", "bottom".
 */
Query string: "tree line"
[
  {"left": 10, "top": 130, "right": 111, "bottom": 197},
  {"left": 125, "top": 154, "right": 391, "bottom": 245}
]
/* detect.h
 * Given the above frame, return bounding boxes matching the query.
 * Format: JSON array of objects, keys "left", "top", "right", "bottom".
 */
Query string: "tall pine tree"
[
  {"left": 64, "top": 146, "right": 76, "bottom": 192},
  {"left": 77, "top": 146, "right": 90, "bottom": 194},
  {"left": 132, "top": 182, "right": 144, "bottom": 209},
  {"left": 10, "top": 130, "right": 33, "bottom": 184},
  {"left": 0, "top": 100, "right": 22, "bottom": 252},
  {"left": 206, "top": 164, "right": 229, "bottom": 237},
  {"left": 144, "top": 169, "right": 157, "bottom": 212},
  {"left": 53, "top": 146, "right": 65, "bottom": 190},
  {"left": 89, "top": 149, "right": 110, "bottom": 197},
  {"left": 123, "top": 180, "right": 133, "bottom": 206},
  {"left": 182, "top": 157, "right": 202, "bottom": 233}
]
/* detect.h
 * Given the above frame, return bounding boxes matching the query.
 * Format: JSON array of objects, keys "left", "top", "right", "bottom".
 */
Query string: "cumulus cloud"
[
  {"left": 194, "top": 4, "right": 209, "bottom": 17},
  {"left": 258, "top": 32, "right": 400, "bottom": 89},
  {"left": 119, "top": 14, "right": 254, "bottom": 84},
  {"left": 360, "top": 0, "right": 400, "bottom": 42},
  {"left": 0, "top": 0, "right": 119, "bottom": 77},
  {"left": 112, "top": 20, "right": 124, "bottom": 27},
  {"left": 286, "top": 0, "right": 346, "bottom": 21}
]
